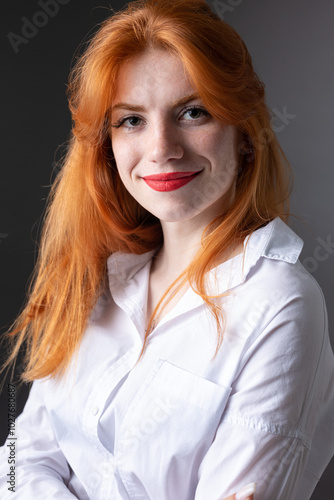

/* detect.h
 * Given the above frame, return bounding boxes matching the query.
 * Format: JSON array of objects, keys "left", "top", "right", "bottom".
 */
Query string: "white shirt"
[{"left": 1, "top": 217, "right": 334, "bottom": 500}]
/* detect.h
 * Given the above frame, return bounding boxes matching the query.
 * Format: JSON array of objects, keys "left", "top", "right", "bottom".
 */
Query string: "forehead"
[{"left": 113, "top": 49, "right": 196, "bottom": 103}]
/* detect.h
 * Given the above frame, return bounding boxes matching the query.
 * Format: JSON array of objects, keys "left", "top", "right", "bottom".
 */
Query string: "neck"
[
  {"left": 152, "top": 216, "right": 221, "bottom": 277},
  {"left": 151, "top": 216, "right": 245, "bottom": 281}
]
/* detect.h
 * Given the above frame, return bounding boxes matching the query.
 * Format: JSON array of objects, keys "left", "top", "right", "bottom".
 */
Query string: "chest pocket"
[{"left": 116, "top": 359, "right": 231, "bottom": 500}]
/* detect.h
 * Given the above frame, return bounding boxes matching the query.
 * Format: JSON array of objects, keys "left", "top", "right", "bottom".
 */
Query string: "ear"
[
  {"left": 238, "top": 132, "right": 254, "bottom": 175},
  {"left": 238, "top": 132, "right": 253, "bottom": 155}
]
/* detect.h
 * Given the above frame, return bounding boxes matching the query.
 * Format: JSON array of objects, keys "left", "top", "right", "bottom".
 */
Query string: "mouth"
[
  {"left": 142, "top": 170, "right": 203, "bottom": 192},
  {"left": 142, "top": 171, "right": 202, "bottom": 181}
]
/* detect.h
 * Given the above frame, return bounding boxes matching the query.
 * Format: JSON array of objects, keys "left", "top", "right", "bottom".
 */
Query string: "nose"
[{"left": 146, "top": 121, "right": 184, "bottom": 164}]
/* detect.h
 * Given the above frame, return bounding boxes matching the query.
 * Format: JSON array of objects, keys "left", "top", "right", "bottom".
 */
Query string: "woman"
[{"left": 0, "top": 0, "right": 333, "bottom": 498}]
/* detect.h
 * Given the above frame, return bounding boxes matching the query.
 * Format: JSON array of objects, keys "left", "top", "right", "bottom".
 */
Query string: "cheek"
[
  {"left": 218, "top": 129, "right": 239, "bottom": 173},
  {"left": 209, "top": 133, "right": 240, "bottom": 199},
  {"left": 194, "top": 124, "right": 232, "bottom": 152},
  {"left": 111, "top": 139, "right": 133, "bottom": 179}
]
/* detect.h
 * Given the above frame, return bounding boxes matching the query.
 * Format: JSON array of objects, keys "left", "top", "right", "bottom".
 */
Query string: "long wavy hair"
[{"left": 2, "top": 0, "right": 291, "bottom": 382}]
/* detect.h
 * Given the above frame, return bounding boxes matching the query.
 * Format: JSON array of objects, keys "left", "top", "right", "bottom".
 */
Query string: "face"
[{"left": 110, "top": 49, "right": 240, "bottom": 226}]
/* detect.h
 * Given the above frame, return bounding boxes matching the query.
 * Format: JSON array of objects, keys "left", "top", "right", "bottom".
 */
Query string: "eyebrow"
[{"left": 111, "top": 92, "right": 201, "bottom": 112}]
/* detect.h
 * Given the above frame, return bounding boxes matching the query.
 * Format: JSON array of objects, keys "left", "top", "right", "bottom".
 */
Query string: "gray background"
[{"left": 1, "top": 0, "right": 333, "bottom": 497}]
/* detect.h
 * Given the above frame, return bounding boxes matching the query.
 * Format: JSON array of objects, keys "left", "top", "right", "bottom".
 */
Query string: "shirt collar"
[
  {"left": 249, "top": 216, "right": 304, "bottom": 264},
  {"left": 208, "top": 217, "right": 304, "bottom": 293},
  {"left": 107, "top": 217, "right": 304, "bottom": 293},
  {"left": 107, "top": 247, "right": 158, "bottom": 290}
]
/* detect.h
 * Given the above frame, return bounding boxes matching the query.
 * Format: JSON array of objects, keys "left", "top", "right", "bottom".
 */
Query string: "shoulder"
[
  {"left": 223, "top": 219, "right": 328, "bottom": 348},
  {"left": 242, "top": 217, "right": 326, "bottom": 317},
  {"left": 246, "top": 251, "right": 326, "bottom": 314}
]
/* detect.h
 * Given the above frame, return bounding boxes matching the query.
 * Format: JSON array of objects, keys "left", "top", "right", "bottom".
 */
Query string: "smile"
[{"left": 142, "top": 171, "right": 203, "bottom": 192}]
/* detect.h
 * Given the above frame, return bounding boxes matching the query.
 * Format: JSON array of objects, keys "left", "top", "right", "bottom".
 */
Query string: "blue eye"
[
  {"left": 111, "top": 116, "right": 143, "bottom": 129},
  {"left": 182, "top": 106, "right": 210, "bottom": 120},
  {"left": 111, "top": 106, "right": 210, "bottom": 130}
]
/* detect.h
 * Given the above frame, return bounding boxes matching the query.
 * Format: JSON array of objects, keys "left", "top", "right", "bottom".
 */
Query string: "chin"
[{"left": 156, "top": 211, "right": 200, "bottom": 223}]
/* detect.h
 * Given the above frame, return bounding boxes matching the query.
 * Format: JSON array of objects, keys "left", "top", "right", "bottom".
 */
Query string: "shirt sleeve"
[
  {"left": 194, "top": 273, "right": 331, "bottom": 500},
  {"left": 0, "top": 380, "right": 80, "bottom": 500}
]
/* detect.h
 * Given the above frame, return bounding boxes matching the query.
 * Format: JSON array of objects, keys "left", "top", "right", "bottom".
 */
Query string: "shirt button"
[
  {"left": 101, "top": 459, "right": 116, "bottom": 475},
  {"left": 91, "top": 405, "right": 99, "bottom": 416}
]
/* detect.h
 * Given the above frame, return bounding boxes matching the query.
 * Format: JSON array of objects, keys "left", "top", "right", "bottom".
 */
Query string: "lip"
[
  {"left": 142, "top": 171, "right": 202, "bottom": 181},
  {"left": 142, "top": 170, "right": 203, "bottom": 192}
]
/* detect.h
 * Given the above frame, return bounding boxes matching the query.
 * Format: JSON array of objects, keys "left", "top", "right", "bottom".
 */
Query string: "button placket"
[
  {"left": 91, "top": 404, "right": 99, "bottom": 416},
  {"left": 84, "top": 346, "right": 141, "bottom": 452}
]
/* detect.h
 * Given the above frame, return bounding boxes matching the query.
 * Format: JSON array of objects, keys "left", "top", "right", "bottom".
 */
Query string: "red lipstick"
[{"left": 142, "top": 171, "right": 202, "bottom": 192}]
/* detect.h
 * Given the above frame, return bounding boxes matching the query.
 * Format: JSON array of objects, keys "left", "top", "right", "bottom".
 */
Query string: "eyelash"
[{"left": 111, "top": 106, "right": 210, "bottom": 129}]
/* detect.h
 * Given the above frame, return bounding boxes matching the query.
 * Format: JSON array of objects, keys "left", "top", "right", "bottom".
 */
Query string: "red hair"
[{"left": 2, "top": 0, "right": 291, "bottom": 381}]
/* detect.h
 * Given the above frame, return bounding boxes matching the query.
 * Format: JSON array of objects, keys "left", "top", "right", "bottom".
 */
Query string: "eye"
[
  {"left": 111, "top": 115, "right": 144, "bottom": 129},
  {"left": 181, "top": 106, "right": 210, "bottom": 121}
]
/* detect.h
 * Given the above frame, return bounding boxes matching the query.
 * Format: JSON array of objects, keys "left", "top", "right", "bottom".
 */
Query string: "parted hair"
[{"left": 2, "top": 0, "right": 291, "bottom": 382}]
